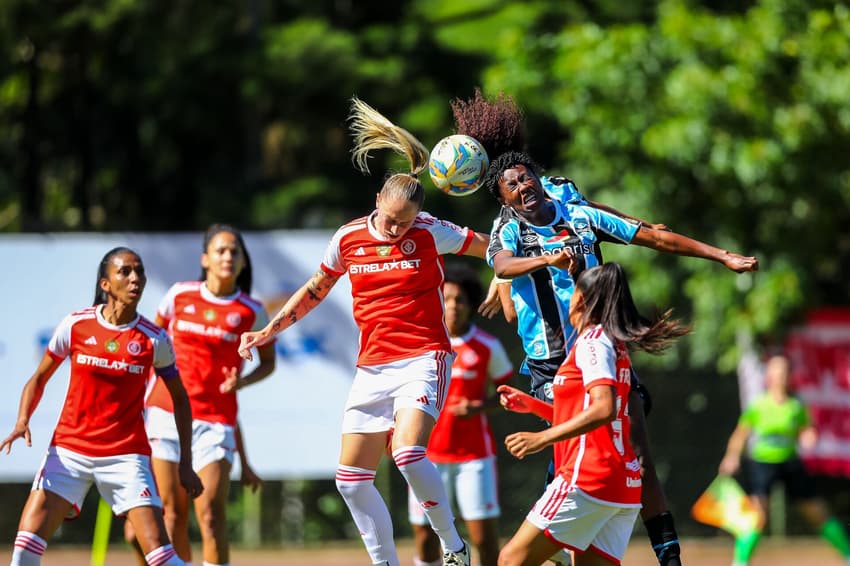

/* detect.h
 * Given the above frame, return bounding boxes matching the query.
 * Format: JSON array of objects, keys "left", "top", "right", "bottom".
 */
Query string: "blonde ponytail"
[{"left": 349, "top": 97, "right": 429, "bottom": 176}]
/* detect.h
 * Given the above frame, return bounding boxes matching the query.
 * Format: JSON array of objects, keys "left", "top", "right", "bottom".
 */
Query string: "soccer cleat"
[{"left": 442, "top": 540, "right": 470, "bottom": 566}]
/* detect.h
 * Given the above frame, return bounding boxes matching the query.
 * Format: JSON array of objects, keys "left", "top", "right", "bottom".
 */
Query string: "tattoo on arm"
[{"left": 272, "top": 270, "right": 336, "bottom": 332}]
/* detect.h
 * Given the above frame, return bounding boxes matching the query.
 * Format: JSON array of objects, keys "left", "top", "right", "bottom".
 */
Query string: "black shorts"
[
  {"left": 745, "top": 457, "right": 817, "bottom": 500},
  {"left": 524, "top": 355, "right": 565, "bottom": 402}
]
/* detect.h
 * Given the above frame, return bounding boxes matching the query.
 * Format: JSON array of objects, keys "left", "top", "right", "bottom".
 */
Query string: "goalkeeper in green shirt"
[{"left": 719, "top": 354, "right": 850, "bottom": 566}]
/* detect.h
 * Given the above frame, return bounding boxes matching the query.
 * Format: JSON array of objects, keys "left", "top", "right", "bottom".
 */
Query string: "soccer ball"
[{"left": 428, "top": 135, "right": 489, "bottom": 197}]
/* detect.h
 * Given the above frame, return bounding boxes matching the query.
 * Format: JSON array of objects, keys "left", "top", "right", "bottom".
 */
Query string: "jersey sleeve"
[
  {"left": 152, "top": 329, "right": 179, "bottom": 380},
  {"left": 320, "top": 228, "right": 347, "bottom": 276},
  {"left": 156, "top": 283, "right": 180, "bottom": 323},
  {"left": 542, "top": 176, "right": 587, "bottom": 204},
  {"left": 487, "top": 338, "right": 514, "bottom": 384},
  {"left": 422, "top": 212, "right": 473, "bottom": 255},
  {"left": 584, "top": 205, "right": 640, "bottom": 244},
  {"left": 486, "top": 213, "right": 521, "bottom": 266},
  {"left": 739, "top": 402, "right": 756, "bottom": 427},
  {"left": 574, "top": 331, "right": 617, "bottom": 389},
  {"left": 46, "top": 313, "right": 74, "bottom": 360}
]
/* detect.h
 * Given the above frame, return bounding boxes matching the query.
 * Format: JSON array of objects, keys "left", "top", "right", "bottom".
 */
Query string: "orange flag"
[{"left": 691, "top": 475, "right": 761, "bottom": 537}]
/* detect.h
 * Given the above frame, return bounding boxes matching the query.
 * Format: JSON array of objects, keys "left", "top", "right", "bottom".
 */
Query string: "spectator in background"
[
  {"left": 2, "top": 247, "right": 203, "bottom": 566},
  {"left": 719, "top": 354, "right": 850, "bottom": 566},
  {"left": 408, "top": 262, "right": 514, "bottom": 566}
]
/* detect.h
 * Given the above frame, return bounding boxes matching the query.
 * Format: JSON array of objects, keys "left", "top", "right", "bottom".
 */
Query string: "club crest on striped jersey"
[
  {"left": 226, "top": 312, "right": 242, "bottom": 327},
  {"left": 400, "top": 239, "right": 416, "bottom": 255},
  {"left": 127, "top": 341, "right": 142, "bottom": 355}
]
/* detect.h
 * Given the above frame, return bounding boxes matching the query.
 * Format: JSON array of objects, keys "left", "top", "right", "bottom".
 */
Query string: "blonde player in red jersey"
[
  {"left": 408, "top": 262, "right": 514, "bottom": 566},
  {"left": 497, "top": 263, "right": 690, "bottom": 566},
  {"left": 238, "top": 98, "right": 490, "bottom": 566},
  {"left": 1, "top": 247, "right": 203, "bottom": 566},
  {"left": 141, "top": 224, "right": 275, "bottom": 566}
]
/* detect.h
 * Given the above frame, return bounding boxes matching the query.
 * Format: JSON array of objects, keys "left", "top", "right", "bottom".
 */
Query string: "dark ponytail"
[{"left": 573, "top": 263, "right": 691, "bottom": 354}]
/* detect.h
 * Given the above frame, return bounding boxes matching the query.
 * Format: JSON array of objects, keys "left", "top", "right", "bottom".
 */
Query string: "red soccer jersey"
[
  {"left": 552, "top": 325, "right": 642, "bottom": 507},
  {"left": 428, "top": 325, "right": 513, "bottom": 463},
  {"left": 145, "top": 281, "right": 269, "bottom": 425},
  {"left": 47, "top": 306, "right": 178, "bottom": 457},
  {"left": 321, "top": 211, "right": 474, "bottom": 366}
]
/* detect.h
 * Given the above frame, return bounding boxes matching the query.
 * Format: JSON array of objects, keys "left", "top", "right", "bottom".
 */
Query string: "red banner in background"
[{"left": 785, "top": 308, "right": 850, "bottom": 477}]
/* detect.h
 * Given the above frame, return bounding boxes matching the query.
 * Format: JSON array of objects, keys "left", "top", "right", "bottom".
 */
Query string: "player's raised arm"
[
  {"left": 631, "top": 225, "right": 758, "bottom": 273},
  {"left": 238, "top": 268, "right": 340, "bottom": 360}
]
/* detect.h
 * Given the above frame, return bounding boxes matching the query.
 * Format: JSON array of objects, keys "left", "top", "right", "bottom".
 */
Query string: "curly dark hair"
[
  {"left": 482, "top": 150, "right": 543, "bottom": 200},
  {"left": 451, "top": 88, "right": 526, "bottom": 159}
]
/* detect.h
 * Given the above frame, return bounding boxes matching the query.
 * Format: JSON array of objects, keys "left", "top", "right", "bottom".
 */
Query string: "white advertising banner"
[{"left": 0, "top": 231, "right": 358, "bottom": 481}]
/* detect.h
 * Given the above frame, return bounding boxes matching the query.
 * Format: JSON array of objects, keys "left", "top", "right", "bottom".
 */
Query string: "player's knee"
[
  {"left": 335, "top": 476, "right": 374, "bottom": 500},
  {"left": 497, "top": 543, "right": 525, "bottom": 566},
  {"left": 194, "top": 504, "right": 223, "bottom": 538}
]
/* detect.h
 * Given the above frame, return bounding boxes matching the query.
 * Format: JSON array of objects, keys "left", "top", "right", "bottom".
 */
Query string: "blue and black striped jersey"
[{"left": 487, "top": 178, "right": 639, "bottom": 361}]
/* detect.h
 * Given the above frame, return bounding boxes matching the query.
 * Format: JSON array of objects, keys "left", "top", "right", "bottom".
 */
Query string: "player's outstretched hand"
[
  {"left": 238, "top": 330, "right": 271, "bottom": 361},
  {"left": 0, "top": 423, "right": 31, "bottom": 454},
  {"left": 723, "top": 253, "right": 759, "bottom": 273},
  {"left": 498, "top": 385, "right": 535, "bottom": 414},
  {"left": 498, "top": 385, "right": 554, "bottom": 421},
  {"left": 504, "top": 431, "right": 546, "bottom": 459},
  {"left": 179, "top": 463, "right": 204, "bottom": 499}
]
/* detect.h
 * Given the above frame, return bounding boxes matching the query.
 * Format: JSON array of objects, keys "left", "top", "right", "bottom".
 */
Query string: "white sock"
[
  {"left": 336, "top": 465, "right": 400, "bottom": 566},
  {"left": 11, "top": 531, "right": 47, "bottom": 566},
  {"left": 145, "top": 544, "right": 185, "bottom": 566},
  {"left": 392, "top": 446, "right": 463, "bottom": 553}
]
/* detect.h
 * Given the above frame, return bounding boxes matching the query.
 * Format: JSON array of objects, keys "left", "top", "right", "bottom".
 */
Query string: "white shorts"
[
  {"left": 527, "top": 476, "right": 639, "bottom": 564},
  {"left": 145, "top": 407, "right": 236, "bottom": 471},
  {"left": 408, "top": 456, "right": 500, "bottom": 524},
  {"left": 341, "top": 351, "right": 454, "bottom": 434},
  {"left": 32, "top": 445, "right": 161, "bottom": 519}
]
